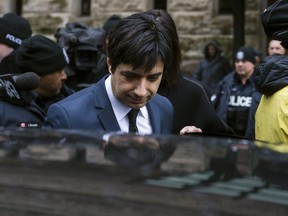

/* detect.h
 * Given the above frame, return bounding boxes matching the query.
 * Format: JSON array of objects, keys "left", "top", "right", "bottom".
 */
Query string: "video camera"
[
  {"left": 55, "top": 22, "right": 106, "bottom": 73},
  {"left": 73, "top": 45, "right": 100, "bottom": 71}
]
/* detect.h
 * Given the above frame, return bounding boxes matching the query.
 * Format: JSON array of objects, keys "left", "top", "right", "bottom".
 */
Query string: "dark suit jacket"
[
  {"left": 43, "top": 76, "right": 173, "bottom": 134},
  {"left": 158, "top": 74, "right": 234, "bottom": 135}
]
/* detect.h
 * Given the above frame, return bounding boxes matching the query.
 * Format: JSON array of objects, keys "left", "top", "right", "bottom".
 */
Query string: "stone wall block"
[
  {"left": 174, "top": 12, "right": 212, "bottom": 35},
  {"left": 92, "top": 0, "right": 145, "bottom": 12},
  {"left": 211, "top": 16, "right": 233, "bottom": 35},
  {"left": 168, "top": 0, "right": 210, "bottom": 11},
  {"left": 29, "top": 14, "right": 64, "bottom": 35},
  {"left": 23, "top": 0, "right": 68, "bottom": 13},
  {"left": 245, "top": 12, "right": 261, "bottom": 35}
]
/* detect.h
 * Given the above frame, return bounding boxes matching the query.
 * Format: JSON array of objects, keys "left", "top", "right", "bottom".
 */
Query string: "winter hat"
[
  {"left": 261, "top": 0, "right": 288, "bottom": 48},
  {"left": 16, "top": 34, "right": 70, "bottom": 75},
  {"left": 203, "top": 40, "right": 223, "bottom": 58},
  {"left": 0, "top": 13, "right": 32, "bottom": 49},
  {"left": 235, "top": 46, "right": 256, "bottom": 64},
  {"left": 103, "top": 15, "right": 121, "bottom": 33}
]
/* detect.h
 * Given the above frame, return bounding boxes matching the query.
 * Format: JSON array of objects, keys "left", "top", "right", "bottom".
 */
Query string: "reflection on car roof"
[{"left": 0, "top": 128, "right": 287, "bottom": 215}]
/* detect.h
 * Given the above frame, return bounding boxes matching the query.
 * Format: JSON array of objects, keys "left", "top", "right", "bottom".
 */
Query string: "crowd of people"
[{"left": 0, "top": 0, "right": 287, "bottom": 148}]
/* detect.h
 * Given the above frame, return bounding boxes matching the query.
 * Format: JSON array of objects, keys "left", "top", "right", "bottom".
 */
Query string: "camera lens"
[
  {"left": 74, "top": 49, "right": 99, "bottom": 69},
  {"left": 78, "top": 51, "right": 94, "bottom": 63}
]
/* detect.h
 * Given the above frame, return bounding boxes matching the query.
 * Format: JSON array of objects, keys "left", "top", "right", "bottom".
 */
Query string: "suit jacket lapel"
[
  {"left": 147, "top": 101, "right": 161, "bottom": 134},
  {"left": 93, "top": 78, "right": 121, "bottom": 132}
]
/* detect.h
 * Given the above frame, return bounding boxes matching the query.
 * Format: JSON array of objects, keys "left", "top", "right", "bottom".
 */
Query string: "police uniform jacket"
[{"left": 212, "top": 71, "right": 261, "bottom": 138}]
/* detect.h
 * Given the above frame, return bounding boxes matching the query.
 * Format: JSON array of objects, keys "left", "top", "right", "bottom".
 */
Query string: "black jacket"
[
  {"left": 255, "top": 54, "right": 288, "bottom": 96},
  {"left": 0, "top": 51, "right": 21, "bottom": 75},
  {"left": 193, "top": 41, "right": 231, "bottom": 95},
  {"left": 0, "top": 96, "right": 45, "bottom": 128},
  {"left": 158, "top": 74, "right": 233, "bottom": 135},
  {"left": 0, "top": 85, "right": 74, "bottom": 128}
]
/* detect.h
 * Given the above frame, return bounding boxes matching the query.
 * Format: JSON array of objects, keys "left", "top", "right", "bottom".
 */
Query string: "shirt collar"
[{"left": 104, "top": 75, "right": 149, "bottom": 121}]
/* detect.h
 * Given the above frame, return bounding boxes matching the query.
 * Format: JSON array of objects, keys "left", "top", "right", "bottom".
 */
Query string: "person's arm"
[
  {"left": 193, "top": 60, "right": 204, "bottom": 81},
  {"left": 43, "top": 103, "right": 71, "bottom": 129},
  {"left": 211, "top": 78, "right": 225, "bottom": 110},
  {"left": 179, "top": 126, "right": 202, "bottom": 135}
]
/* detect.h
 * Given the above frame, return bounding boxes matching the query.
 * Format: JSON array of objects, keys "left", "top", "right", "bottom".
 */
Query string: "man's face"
[
  {"left": 36, "top": 69, "right": 67, "bottom": 98},
  {"left": 207, "top": 45, "right": 217, "bottom": 58},
  {"left": 0, "top": 43, "right": 13, "bottom": 61},
  {"left": 268, "top": 40, "right": 286, "bottom": 55},
  {"left": 235, "top": 60, "right": 255, "bottom": 79},
  {"left": 109, "top": 60, "right": 164, "bottom": 109}
]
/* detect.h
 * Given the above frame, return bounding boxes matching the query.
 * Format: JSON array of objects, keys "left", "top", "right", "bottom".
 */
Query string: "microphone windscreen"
[{"left": 13, "top": 72, "right": 40, "bottom": 91}]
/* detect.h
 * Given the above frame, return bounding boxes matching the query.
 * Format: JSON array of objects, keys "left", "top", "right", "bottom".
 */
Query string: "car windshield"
[{"left": 0, "top": 128, "right": 287, "bottom": 215}]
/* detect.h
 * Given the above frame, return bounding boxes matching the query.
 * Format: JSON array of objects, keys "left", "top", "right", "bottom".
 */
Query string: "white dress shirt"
[{"left": 105, "top": 75, "right": 152, "bottom": 134}]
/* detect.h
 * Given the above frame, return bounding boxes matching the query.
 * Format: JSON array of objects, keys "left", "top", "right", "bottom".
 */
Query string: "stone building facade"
[{"left": 0, "top": 0, "right": 269, "bottom": 75}]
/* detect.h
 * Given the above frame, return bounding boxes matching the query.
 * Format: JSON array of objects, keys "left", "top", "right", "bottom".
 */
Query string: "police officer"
[
  {"left": 0, "top": 34, "right": 71, "bottom": 128},
  {"left": 0, "top": 13, "right": 32, "bottom": 74},
  {"left": 211, "top": 46, "right": 261, "bottom": 139}
]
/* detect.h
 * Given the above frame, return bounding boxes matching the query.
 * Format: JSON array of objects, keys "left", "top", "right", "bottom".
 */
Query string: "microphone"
[
  {"left": 12, "top": 72, "right": 40, "bottom": 91},
  {"left": 0, "top": 72, "right": 40, "bottom": 105}
]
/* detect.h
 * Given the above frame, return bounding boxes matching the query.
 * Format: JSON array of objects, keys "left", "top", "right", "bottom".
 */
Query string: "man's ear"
[{"left": 107, "top": 57, "right": 112, "bottom": 74}]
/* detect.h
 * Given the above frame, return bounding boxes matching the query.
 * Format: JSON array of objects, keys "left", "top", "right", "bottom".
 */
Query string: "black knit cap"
[
  {"left": 16, "top": 34, "right": 70, "bottom": 75},
  {"left": 103, "top": 15, "right": 121, "bottom": 33},
  {"left": 235, "top": 46, "right": 256, "bottom": 65},
  {"left": 0, "top": 13, "right": 32, "bottom": 49}
]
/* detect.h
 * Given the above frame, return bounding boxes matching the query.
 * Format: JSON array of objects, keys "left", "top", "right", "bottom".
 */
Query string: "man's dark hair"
[{"left": 107, "top": 9, "right": 181, "bottom": 86}]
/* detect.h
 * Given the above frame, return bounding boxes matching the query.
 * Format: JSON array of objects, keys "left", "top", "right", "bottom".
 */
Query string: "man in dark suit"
[{"left": 43, "top": 10, "right": 180, "bottom": 135}]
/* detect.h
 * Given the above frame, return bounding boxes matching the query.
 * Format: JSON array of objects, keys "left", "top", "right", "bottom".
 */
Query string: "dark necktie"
[{"left": 128, "top": 109, "right": 139, "bottom": 133}]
